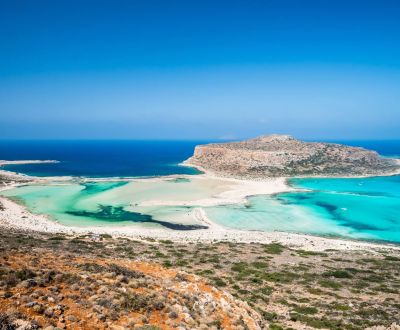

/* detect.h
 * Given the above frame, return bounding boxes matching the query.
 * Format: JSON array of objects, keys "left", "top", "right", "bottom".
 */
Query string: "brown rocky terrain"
[
  {"left": 0, "top": 237, "right": 261, "bottom": 330},
  {"left": 184, "top": 135, "right": 399, "bottom": 178},
  {"left": 0, "top": 229, "right": 399, "bottom": 329}
]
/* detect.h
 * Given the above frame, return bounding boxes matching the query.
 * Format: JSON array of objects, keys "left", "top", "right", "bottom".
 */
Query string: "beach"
[
  {"left": 1, "top": 179, "right": 399, "bottom": 253},
  {"left": 1, "top": 158, "right": 400, "bottom": 252}
]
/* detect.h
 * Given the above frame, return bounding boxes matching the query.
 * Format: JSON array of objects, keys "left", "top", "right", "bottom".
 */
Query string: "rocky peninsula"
[{"left": 184, "top": 134, "right": 400, "bottom": 179}]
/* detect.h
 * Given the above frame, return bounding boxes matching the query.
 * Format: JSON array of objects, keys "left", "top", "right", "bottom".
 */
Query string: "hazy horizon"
[{"left": 1, "top": 1, "right": 400, "bottom": 140}]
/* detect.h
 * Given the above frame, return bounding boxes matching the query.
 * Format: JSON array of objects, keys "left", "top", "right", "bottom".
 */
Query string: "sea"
[{"left": 1, "top": 139, "right": 399, "bottom": 244}]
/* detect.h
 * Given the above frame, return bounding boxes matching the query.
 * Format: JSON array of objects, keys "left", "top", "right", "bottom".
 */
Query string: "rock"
[
  {"left": 66, "top": 315, "right": 78, "bottom": 322},
  {"left": 13, "top": 319, "right": 35, "bottom": 330},
  {"left": 4, "top": 291, "right": 13, "bottom": 298},
  {"left": 116, "top": 275, "right": 128, "bottom": 283},
  {"left": 56, "top": 323, "right": 66, "bottom": 329},
  {"left": 70, "top": 283, "right": 79, "bottom": 291},
  {"left": 19, "top": 279, "right": 37, "bottom": 288},
  {"left": 97, "top": 285, "right": 108, "bottom": 294},
  {"left": 185, "top": 134, "right": 399, "bottom": 178},
  {"left": 33, "top": 304, "right": 44, "bottom": 314},
  {"left": 31, "top": 292, "right": 39, "bottom": 299},
  {"left": 54, "top": 274, "right": 63, "bottom": 282},
  {"left": 88, "top": 294, "right": 98, "bottom": 302},
  {"left": 169, "top": 311, "right": 178, "bottom": 319},
  {"left": 44, "top": 307, "right": 54, "bottom": 317},
  {"left": 110, "top": 325, "right": 126, "bottom": 330}
]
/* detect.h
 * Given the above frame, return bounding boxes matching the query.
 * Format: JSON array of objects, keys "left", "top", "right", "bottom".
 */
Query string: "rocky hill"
[
  {"left": 1, "top": 230, "right": 399, "bottom": 330},
  {"left": 0, "top": 240, "right": 261, "bottom": 330},
  {"left": 184, "top": 135, "right": 399, "bottom": 178}
]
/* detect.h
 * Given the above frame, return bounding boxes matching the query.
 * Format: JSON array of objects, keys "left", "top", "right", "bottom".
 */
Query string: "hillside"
[
  {"left": 0, "top": 230, "right": 399, "bottom": 329},
  {"left": 185, "top": 135, "right": 399, "bottom": 178}
]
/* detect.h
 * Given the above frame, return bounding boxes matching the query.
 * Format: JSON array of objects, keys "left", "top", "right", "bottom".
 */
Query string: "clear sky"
[{"left": 1, "top": 0, "right": 399, "bottom": 140}]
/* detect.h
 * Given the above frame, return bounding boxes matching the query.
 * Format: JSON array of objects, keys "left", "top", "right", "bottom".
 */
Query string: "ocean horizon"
[{"left": 1, "top": 139, "right": 400, "bottom": 178}]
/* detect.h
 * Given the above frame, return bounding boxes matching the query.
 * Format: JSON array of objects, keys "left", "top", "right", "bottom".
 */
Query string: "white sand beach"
[
  {"left": 1, "top": 190, "right": 399, "bottom": 253},
  {"left": 1, "top": 160, "right": 400, "bottom": 252}
]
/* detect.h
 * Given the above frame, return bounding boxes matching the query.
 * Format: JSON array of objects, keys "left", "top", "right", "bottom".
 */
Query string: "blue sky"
[{"left": 0, "top": 0, "right": 399, "bottom": 140}]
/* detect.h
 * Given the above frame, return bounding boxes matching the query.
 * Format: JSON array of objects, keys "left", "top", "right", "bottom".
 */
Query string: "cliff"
[{"left": 185, "top": 134, "right": 399, "bottom": 178}]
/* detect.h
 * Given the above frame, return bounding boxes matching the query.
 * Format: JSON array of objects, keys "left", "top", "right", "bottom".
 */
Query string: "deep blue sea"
[
  {"left": 1, "top": 139, "right": 399, "bottom": 178},
  {"left": 1, "top": 139, "right": 399, "bottom": 243},
  {"left": 0, "top": 140, "right": 204, "bottom": 177}
]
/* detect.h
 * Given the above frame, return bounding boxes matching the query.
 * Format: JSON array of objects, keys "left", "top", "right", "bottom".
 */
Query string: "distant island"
[{"left": 184, "top": 134, "right": 400, "bottom": 178}]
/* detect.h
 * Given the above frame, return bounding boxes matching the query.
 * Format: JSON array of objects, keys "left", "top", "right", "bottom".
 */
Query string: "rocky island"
[{"left": 184, "top": 134, "right": 399, "bottom": 178}]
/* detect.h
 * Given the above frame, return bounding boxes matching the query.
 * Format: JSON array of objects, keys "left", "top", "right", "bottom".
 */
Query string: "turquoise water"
[
  {"left": 1, "top": 140, "right": 399, "bottom": 243},
  {"left": 206, "top": 176, "right": 400, "bottom": 243},
  {"left": 2, "top": 175, "right": 399, "bottom": 243},
  {"left": 1, "top": 181, "right": 207, "bottom": 230}
]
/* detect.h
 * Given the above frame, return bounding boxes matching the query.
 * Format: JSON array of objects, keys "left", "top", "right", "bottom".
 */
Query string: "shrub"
[
  {"left": 319, "top": 279, "right": 341, "bottom": 290},
  {"left": 264, "top": 243, "right": 284, "bottom": 255},
  {"left": 162, "top": 260, "right": 172, "bottom": 268},
  {"left": 384, "top": 255, "right": 400, "bottom": 262},
  {"left": 293, "top": 306, "right": 318, "bottom": 315},
  {"left": 159, "top": 240, "right": 173, "bottom": 245},
  {"left": 135, "top": 326, "right": 161, "bottom": 330},
  {"left": 119, "top": 292, "right": 150, "bottom": 311},
  {"left": 297, "top": 250, "right": 328, "bottom": 257},
  {"left": 108, "top": 264, "right": 144, "bottom": 278},
  {"left": 48, "top": 236, "right": 66, "bottom": 241},
  {"left": 15, "top": 268, "right": 36, "bottom": 281},
  {"left": 213, "top": 277, "right": 227, "bottom": 287},
  {"left": 323, "top": 270, "right": 352, "bottom": 279}
]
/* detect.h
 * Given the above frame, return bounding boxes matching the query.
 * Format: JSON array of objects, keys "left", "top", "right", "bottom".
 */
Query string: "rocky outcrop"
[
  {"left": 0, "top": 251, "right": 262, "bottom": 330},
  {"left": 185, "top": 134, "right": 399, "bottom": 178}
]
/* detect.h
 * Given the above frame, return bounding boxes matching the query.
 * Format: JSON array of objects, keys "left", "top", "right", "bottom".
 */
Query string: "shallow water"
[
  {"left": 2, "top": 175, "right": 399, "bottom": 243},
  {"left": 0, "top": 178, "right": 226, "bottom": 230},
  {"left": 205, "top": 176, "right": 400, "bottom": 242},
  {"left": 1, "top": 140, "right": 399, "bottom": 243}
]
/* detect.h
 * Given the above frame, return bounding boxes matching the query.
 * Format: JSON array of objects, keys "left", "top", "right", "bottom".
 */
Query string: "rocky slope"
[
  {"left": 1, "top": 231, "right": 399, "bottom": 330},
  {"left": 0, "top": 249, "right": 261, "bottom": 330},
  {"left": 185, "top": 135, "right": 399, "bottom": 178}
]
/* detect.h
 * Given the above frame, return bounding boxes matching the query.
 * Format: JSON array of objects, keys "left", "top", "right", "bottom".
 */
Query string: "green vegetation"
[
  {"left": 264, "top": 243, "right": 285, "bottom": 254},
  {"left": 0, "top": 230, "right": 398, "bottom": 330}
]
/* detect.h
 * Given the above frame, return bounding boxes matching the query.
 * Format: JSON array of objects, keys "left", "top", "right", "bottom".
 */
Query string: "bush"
[
  {"left": 135, "top": 326, "right": 161, "bottom": 330},
  {"left": 293, "top": 306, "right": 318, "bottom": 315},
  {"left": 264, "top": 243, "right": 284, "bottom": 255},
  {"left": 108, "top": 264, "right": 144, "bottom": 278},
  {"left": 319, "top": 279, "right": 341, "bottom": 290},
  {"left": 119, "top": 292, "right": 150, "bottom": 311},
  {"left": 48, "top": 236, "right": 66, "bottom": 241},
  {"left": 15, "top": 268, "right": 36, "bottom": 281},
  {"left": 323, "top": 270, "right": 352, "bottom": 279},
  {"left": 213, "top": 277, "right": 227, "bottom": 287}
]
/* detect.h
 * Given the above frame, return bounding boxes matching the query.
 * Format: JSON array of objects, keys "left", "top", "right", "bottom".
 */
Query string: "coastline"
[
  {"left": 181, "top": 158, "right": 400, "bottom": 179},
  {"left": 1, "top": 195, "right": 400, "bottom": 252},
  {"left": 1, "top": 159, "right": 400, "bottom": 252},
  {"left": 0, "top": 159, "right": 59, "bottom": 166}
]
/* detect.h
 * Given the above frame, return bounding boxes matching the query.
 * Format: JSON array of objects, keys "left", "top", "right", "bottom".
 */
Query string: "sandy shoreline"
[
  {"left": 0, "top": 159, "right": 59, "bottom": 166},
  {"left": 1, "top": 193, "right": 399, "bottom": 253},
  {"left": 0, "top": 159, "right": 400, "bottom": 252}
]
